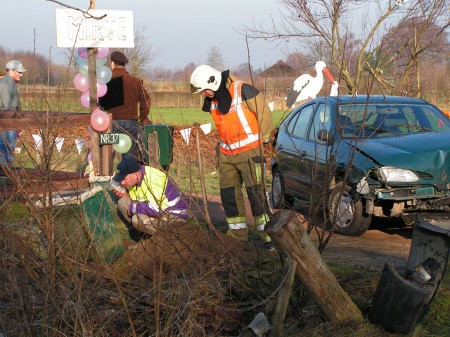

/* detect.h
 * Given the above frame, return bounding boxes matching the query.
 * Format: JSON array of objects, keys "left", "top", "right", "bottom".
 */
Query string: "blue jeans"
[
  {"left": 112, "top": 120, "right": 141, "bottom": 159},
  {"left": 0, "top": 131, "right": 18, "bottom": 166}
]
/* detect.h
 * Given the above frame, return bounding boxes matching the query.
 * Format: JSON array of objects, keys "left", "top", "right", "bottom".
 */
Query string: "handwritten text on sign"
[
  {"left": 99, "top": 133, "right": 120, "bottom": 145},
  {"left": 55, "top": 9, "right": 134, "bottom": 48}
]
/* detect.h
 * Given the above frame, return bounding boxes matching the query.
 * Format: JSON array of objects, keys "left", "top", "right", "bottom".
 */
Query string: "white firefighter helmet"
[{"left": 190, "top": 65, "right": 222, "bottom": 94}]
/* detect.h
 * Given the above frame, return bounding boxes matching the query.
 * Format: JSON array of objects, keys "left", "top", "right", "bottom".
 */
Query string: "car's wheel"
[
  {"left": 328, "top": 182, "right": 371, "bottom": 236},
  {"left": 271, "top": 168, "right": 295, "bottom": 209}
]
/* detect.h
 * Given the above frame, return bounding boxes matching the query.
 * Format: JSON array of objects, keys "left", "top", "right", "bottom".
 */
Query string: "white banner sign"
[{"left": 56, "top": 9, "right": 135, "bottom": 48}]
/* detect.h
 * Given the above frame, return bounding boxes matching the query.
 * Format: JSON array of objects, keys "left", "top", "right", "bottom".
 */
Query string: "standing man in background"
[
  {"left": 99, "top": 51, "right": 151, "bottom": 159},
  {"left": 190, "top": 65, "right": 274, "bottom": 250},
  {"left": 0, "top": 60, "right": 27, "bottom": 167}
]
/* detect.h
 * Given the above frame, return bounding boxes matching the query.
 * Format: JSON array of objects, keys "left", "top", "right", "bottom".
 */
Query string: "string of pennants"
[
  {"left": 14, "top": 135, "right": 88, "bottom": 155},
  {"left": 19, "top": 122, "right": 214, "bottom": 154},
  {"left": 179, "top": 123, "right": 211, "bottom": 145}
]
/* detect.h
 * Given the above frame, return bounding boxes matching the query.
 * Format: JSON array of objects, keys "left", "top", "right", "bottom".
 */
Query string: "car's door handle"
[
  {"left": 278, "top": 144, "right": 283, "bottom": 150},
  {"left": 301, "top": 150, "right": 306, "bottom": 157}
]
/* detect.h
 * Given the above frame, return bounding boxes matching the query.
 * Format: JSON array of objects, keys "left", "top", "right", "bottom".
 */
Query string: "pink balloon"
[
  {"left": 77, "top": 48, "right": 89, "bottom": 58},
  {"left": 96, "top": 47, "right": 109, "bottom": 59},
  {"left": 96, "top": 80, "right": 107, "bottom": 98},
  {"left": 80, "top": 91, "right": 90, "bottom": 108},
  {"left": 90, "top": 109, "right": 110, "bottom": 132},
  {"left": 73, "top": 73, "right": 89, "bottom": 92}
]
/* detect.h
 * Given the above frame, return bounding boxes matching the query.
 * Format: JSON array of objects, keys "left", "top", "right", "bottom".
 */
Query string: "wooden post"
[
  {"left": 270, "top": 257, "right": 297, "bottom": 337},
  {"left": 100, "top": 113, "right": 113, "bottom": 176},
  {"left": 195, "top": 125, "right": 211, "bottom": 225},
  {"left": 265, "top": 210, "right": 363, "bottom": 323},
  {"left": 147, "top": 132, "right": 161, "bottom": 169},
  {"left": 87, "top": 0, "right": 101, "bottom": 176},
  {"left": 194, "top": 123, "right": 222, "bottom": 240},
  {"left": 88, "top": 48, "right": 101, "bottom": 176}
]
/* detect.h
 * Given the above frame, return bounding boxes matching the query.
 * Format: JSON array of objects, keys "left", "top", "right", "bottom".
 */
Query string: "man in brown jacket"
[{"left": 99, "top": 51, "right": 151, "bottom": 158}]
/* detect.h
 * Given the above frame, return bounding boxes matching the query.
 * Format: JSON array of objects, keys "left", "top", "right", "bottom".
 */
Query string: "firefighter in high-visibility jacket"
[{"left": 190, "top": 65, "right": 274, "bottom": 248}]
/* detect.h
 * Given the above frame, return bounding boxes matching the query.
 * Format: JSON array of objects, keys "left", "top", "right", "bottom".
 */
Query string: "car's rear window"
[{"left": 338, "top": 103, "right": 450, "bottom": 138}]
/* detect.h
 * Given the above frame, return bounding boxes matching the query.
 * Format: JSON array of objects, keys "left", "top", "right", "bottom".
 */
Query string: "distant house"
[{"left": 258, "top": 60, "right": 297, "bottom": 98}]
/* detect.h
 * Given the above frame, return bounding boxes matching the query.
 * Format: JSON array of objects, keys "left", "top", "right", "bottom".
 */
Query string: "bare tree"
[
  {"left": 232, "top": 62, "right": 255, "bottom": 80},
  {"left": 243, "top": 0, "right": 449, "bottom": 96},
  {"left": 206, "top": 46, "right": 225, "bottom": 71},
  {"left": 114, "top": 25, "right": 157, "bottom": 78},
  {"left": 373, "top": 17, "right": 450, "bottom": 97}
]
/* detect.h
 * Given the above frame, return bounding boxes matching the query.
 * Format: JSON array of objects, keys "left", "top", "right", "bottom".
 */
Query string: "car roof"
[{"left": 323, "top": 95, "right": 430, "bottom": 105}]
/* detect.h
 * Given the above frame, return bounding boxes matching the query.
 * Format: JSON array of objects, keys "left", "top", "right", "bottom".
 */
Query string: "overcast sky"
[{"left": 1, "top": 0, "right": 287, "bottom": 71}]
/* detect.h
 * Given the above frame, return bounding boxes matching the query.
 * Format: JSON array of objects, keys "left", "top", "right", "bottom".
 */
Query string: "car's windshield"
[{"left": 338, "top": 103, "right": 450, "bottom": 139}]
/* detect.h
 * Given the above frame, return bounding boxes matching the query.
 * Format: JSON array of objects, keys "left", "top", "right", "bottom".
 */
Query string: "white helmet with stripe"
[{"left": 190, "top": 65, "right": 222, "bottom": 94}]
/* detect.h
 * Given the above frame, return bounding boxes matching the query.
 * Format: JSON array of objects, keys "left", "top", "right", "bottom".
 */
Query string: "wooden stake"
[
  {"left": 265, "top": 210, "right": 363, "bottom": 323},
  {"left": 270, "top": 257, "right": 297, "bottom": 337},
  {"left": 87, "top": 0, "right": 101, "bottom": 176},
  {"left": 194, "top": 123, "right": 222, "bottom": 240}
]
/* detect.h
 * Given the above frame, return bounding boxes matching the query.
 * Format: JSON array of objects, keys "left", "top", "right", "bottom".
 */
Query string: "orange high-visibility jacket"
[{"left": 211, "top": 80, "right": 262, "bottom": 155}]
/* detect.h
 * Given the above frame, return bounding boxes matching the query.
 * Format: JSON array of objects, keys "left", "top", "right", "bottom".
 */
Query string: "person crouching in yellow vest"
[
  {"left": 111, "top": 156, "right": 189, "bottom": 236},
  {"left": 190, "top": 65, "right": 275, "bottom": 250}
]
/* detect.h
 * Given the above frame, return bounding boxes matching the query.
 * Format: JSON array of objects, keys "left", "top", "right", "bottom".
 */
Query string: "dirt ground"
[{"left": 205, "top": 195, "right": 413, "bottom": 272}]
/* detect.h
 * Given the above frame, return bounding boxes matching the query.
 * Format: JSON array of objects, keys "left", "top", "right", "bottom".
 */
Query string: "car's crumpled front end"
[{"left": 346, "top": 133, "right": 450, "bottom": 218}]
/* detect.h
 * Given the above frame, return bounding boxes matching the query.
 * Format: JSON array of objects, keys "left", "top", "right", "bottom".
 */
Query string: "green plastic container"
[
  {"left": 52, "top": 187, "right": 126, "bottom": 263},
  {"left": 143, "top": 124, "right": 174, "bottom": 170}
]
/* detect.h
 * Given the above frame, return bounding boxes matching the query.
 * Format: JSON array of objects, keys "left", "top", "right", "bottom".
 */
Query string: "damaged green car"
[{"left": 271, "top": 95, "right": 450, "bottom": 236}]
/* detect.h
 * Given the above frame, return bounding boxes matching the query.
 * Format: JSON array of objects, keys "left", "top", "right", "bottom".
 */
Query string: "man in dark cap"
[
  {"left": 99, "top": 51, "right": 151, "bottom": 159},
  {"left": 111, "top": 156, "right": 189, "bottom": 236},
  {"left": 110, "top": 51, "right": 129, "bottom": 65}
]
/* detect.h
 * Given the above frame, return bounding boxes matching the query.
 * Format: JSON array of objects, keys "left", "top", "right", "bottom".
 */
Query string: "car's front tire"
[
  {"left": 271, "top": 168, "right": 295, "bottom": 209},
  {"left": 328, "top": 182, "right": 372, "bottom": 236}
]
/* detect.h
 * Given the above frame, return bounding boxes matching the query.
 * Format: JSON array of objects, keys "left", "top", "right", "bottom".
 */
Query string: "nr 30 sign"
[{"left": 99, "top": 133, "right": 120, "bottom": 145}]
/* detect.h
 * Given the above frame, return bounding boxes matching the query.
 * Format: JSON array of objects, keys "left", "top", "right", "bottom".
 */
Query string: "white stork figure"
[{"left": 286, "top": 61, "right": 337, "bottom": 107}]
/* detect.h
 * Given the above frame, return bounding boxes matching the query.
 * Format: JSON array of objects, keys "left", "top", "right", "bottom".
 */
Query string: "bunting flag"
[
  {"left": 55, "top": 137, "right": 65, "bottom": 153},
  {"left": 32, "top": 134, "right": 42, "bottom": 150},
  {"left": 74, "top": 138, "right": 85, "bottom": 154},
  {"left": 268, "top": 102, "right": 274, "bottom": 111},
  {"left": 180, "top": 128, "right": 191, "bottom": 145},
  {"left": 199, "top": 123, "right": 211, "bottom": 135}
]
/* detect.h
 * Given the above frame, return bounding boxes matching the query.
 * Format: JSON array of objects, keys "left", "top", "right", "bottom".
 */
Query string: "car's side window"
[
  {"left": 308, "top": 103, "right": 331, "bottom": 141},
  {"left": 290, "top": 104, "right": 314, "bottom": 139}
]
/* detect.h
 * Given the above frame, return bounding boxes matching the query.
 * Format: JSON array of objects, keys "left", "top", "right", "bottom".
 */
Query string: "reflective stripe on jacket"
[
  {"left": 211, "top": 80, "right": 262, "bottom": 155},
  {"left": 127, "top": 166, "right": 189, "bottom": 220}
]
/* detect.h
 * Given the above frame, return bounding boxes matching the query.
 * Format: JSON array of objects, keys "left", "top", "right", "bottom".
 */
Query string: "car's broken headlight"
[{"left": 379, "top": 166, "right": 419, "bottom": 182}]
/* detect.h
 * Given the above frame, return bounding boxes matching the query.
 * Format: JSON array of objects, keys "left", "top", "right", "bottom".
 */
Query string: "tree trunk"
[{"left": 265, "top": 209, "right": 363, "bottom": 323}]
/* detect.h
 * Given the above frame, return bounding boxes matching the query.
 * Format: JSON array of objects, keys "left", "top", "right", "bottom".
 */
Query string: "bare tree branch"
[{"left": 46, "top": 0, "right": 107, "bottom": 19}]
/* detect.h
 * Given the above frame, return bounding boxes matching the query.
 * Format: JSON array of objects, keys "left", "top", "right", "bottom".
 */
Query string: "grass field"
[{"left": 150, "top": 107, "right": 289, "bottom": 127}]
